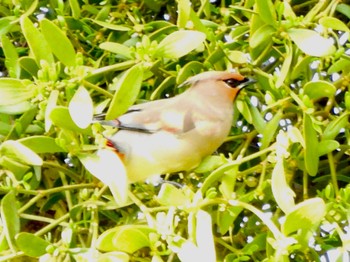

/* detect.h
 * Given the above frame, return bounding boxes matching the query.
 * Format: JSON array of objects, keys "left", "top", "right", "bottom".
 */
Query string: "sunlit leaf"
[
  {"left": 100, "top": 42, "right": 132, "bottom": 59},
  {"left": 40, "top": 18, "right": 76, "bottom": 67},
  {"left": 0, "top": 78, "right": 34, "bottom": 106},
  {"left": 271, "top": 157, "right": 295, "bottom": 214},
  {"left": 304, "top": 81, "right": 336, "bottom": 100},
  {"left": 15, "top": 233, "right": 50, "bottom": 257},
  {"left": 195, "top": 210, "right": 216, "bottom": 261},
  {"left": 156, "top": 30, "right": 206, "bottom": 59},
  {"left": 0, "top": 101, "right": 33, "bottom": 115},
  {"left": 96, "top": 225, "right": 155, "bottom": 253},
  {"left": 328, "top": 58, "right": 350, "bottom": 74},
  {"left": 288, "top": 28, "right": 336, "bottom": 57},
  {"left": 0, "top": 191, "right": 19, "bottom": 251},
  {"left": 0, "top": 140, "right": 43, "bottom": 166},
  {"left": 69, "top": 86, "right": 93, "bottom": 129},
  {"left": 256, "top": 0, "right": 277, "bottom": 27},
  {"left": 319, "top": 17, "right": 349, "bottom": 32},
  {"left": 89, "top": 19, "right": 131, "bottom": 31},
  {"left": 78, "top": 149, "right": 128, "bottom": 205},
  {"left": 282, "top": 198, "right": 326, "bottom": 236},
  {"left": 50, "top": 106, "right": 90, "bottom": 134},
  {"left": 157, "top": 183, "right": 189, "bottom": 206},
  {"left": 106, "top": 64, "right": 143, "bottom": 120},
  {"left": 177, "top": 0, "right": 191, "bottom": 28}
]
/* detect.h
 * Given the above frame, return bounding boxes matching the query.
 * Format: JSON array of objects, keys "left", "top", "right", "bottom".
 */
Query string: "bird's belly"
[{"left": 111, "top": 126, "right": 229, "bottom": 182}]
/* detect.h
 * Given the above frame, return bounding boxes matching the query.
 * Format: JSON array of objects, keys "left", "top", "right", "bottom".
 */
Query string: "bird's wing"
[{"left": 112, "top": 96, "right": 198, "bottom": 135}]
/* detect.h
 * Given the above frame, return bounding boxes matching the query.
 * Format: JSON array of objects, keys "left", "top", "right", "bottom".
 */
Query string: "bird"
[{"left": 98, "top": 71, "right": 254, "bottom": 183}]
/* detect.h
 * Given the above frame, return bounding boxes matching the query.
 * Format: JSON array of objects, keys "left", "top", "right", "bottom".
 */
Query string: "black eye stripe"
[{"left": 223, "top": 77, "right": 249, "bottom": 88}]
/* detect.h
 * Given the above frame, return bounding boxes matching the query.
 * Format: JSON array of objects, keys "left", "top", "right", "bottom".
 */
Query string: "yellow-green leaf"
[
  {"left": 288, "top": 28, "right": 336, "bottom": 57},
  {"left": 106, "top": 65, "right": 143, "bottom": 120},
  {"left": 303, "top": 114, "right": 319, "bottom": 176},
  {"left": 20, "top": 16, "right": 54, "bottom": 65},
  {"left": 40, "top": 18, "right": 76, "bottom": 67},
  {"left": 156, "top": 30, "right": 206, "bottom": 59},
  {"left": 304, "top": 81, "right": 336, "bottom": 100},
  {"left": 319, "top": 16, "right": 350, "bottom": 32},
  {"left": 0, "top": 140, "right": 43, "bottom": 166},
  {"left": 0, "top": 78, "right": 34, "bottom": 106},
  {"left": 282, "top": 198, "right": 326, "bottom": 236}
]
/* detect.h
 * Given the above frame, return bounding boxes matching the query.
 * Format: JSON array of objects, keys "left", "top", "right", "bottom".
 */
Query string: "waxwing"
[{"left": 99, "top": 71, "right": 254, "bottom": 183}]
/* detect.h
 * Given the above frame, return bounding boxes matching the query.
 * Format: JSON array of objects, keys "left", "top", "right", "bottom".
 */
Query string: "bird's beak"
[{"left": 238, "top": 78, "right": 256, "bottom": 90}]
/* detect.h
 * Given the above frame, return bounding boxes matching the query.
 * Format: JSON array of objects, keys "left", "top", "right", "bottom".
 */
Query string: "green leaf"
[
  {"left": 176, "top": 61, "right": 203, "bottom": 85},
  {"left": 1, "top": 191, "right": 20, "bottom": 251},
  {"left": 256, "top": 0, "right": 277, "bottom": 27},
  {"left": 157, "top": 183, "right": 189, "bottom": 206},
  {"left": 69, "top": 0, "right": 81, "bottom": 19},
  {"left": 303, "top": 114, "right": 319, "bottom": 176},
  {"left": 336, "top": 3, "right": 350, "bottom": 19},
  {"left": 50, "top": 106, "right": 90, "bottom": 134},
  {"left": 15, "top": 233, "right": 50, "bottom": 257},
  {"left": 96, "top": 225, "right": 155, "bottom": 253},
  {"left": 317, "top": 140, "right": 339, "bottom": 156},
  {"left": 40, "top": 19, "right": 76, "bottom": 67},
  {"left": 0, "top": 156, "right": 30, "bottom": 180},
  {"left": 0, "top": 78, "right": 34, "bottom": 106},
  {"left": 156, "top": 30, "right": 206, "bottom": 59},
  {"left": 20, "top": 16, "right": 54, "bottom": 65},
  {"left": 282, "top": 198, "right": 326, "bottom": 236},
  {"left": 19, "top": 136, "right": 65, "bottom": 153},
  {"left": 276, "top": 41, "right": 292, "bottom": 88},
  {"left": 45, "top": 90, "right": 59, "bottom": 132},
  {"left": 304, "top": 81, "right": 336, "bottom": 100},
  {"left": 327, "top": 58, "right": 350, "bottom": 74},
  {"left": 19, "top": 57, "right": 39, "bottom": 76},
  {"left": 1, "top": 35, "right": 20, "bottom": 78},
  {"left": 319, "top": 17, "right": 349, "bottom": 32},
  {"left": 288, "top": 28, "right": 336, "bottom": 57},
  {"left": 248, "top": 102, "right": 266, "bottom": 134},
  {"left": 106, "top": 65, "right": 143, "bottom": 120},
  {"left": 68, "top": 86, "right": 93, "bottom": 129},
  {"left": 249, "top": 24, "right": 275, "bottom": 49},
  {"left": 322, "top": 113, "right": 349, "bottom": 141},
  {"left": 227, "top": 50, "right": 249, "bottom": 64},
  {"left": 78, "top": 149, "right": 128, "bottom": 205},
  {"left": 0, "top": 140, "right": 43, "bottom": 166},
  {"left": 194, "top": 155, "right": 224, "bottom": 173},
  {"left": 177, "top": 0, "right": 191, "bottom": 28},
  {"left": 99, "top": 42, "right": 132, "bottom": 59}
]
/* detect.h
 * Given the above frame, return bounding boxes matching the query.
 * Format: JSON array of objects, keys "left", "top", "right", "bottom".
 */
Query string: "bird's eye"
[{"left": 224, "top": 77, "right": 249, "bottom": 88}]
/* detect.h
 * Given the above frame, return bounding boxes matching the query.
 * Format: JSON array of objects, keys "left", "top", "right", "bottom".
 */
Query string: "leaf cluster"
[{"left": 0, "top": 0, "right": 350, "bottom": 261}]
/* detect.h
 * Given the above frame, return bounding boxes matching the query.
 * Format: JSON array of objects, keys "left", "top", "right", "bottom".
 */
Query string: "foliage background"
[{"left": 0, "top": 0, "right": 350, "bottom": 261}]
